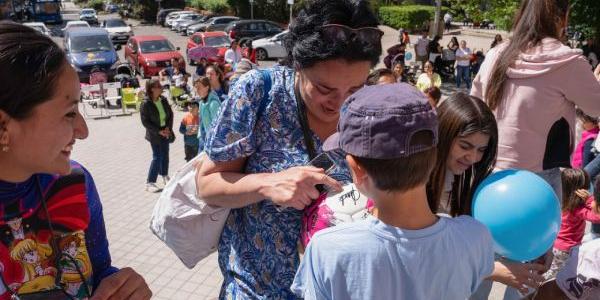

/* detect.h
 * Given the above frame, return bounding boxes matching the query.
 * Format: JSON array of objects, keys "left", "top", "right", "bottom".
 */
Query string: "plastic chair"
[
  {"left": 169, "top": 86, "right": 188, "bottom": 109},
  {"left": 121, "top": 88, "right": 140, "bottom": 111}
]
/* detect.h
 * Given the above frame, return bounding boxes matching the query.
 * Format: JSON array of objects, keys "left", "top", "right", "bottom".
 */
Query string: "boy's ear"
[{"left": 346, "top": 154, "right": 368, "bottom": 185}]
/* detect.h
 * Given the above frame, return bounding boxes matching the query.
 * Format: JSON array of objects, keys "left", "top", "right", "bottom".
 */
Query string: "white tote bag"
[{"left": 149, "top": 153, "right": 230, "bottom": 269}]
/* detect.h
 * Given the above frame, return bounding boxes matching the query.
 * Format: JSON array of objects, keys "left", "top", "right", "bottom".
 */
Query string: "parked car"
[
  {"left": 185, "top": 31, "right": 230, "bottom": 64},
  {"left": 188, "top": 16, "right": 239, "bottom": 35},
  {"left": 62, "top": 20, "right": 90, "bottom": 35},
  {"left": 124, "top": 35, "right": 184, "bottom": 78},
  {"left": 101, "top": 18, "right": 133, "bottom": 45},
  {"left": 105, "top": 4, "right": 119, "bottom": 13},
  {"left": 64, "top": 28, "right": 120, "bottom": 83},
  {"left": 23, "top": 22, "right": 51, "bottom": 36},
  {"left": 156, "top": 8, "right": 181, "bottom": 26},
  {"left": 178, "top": 15, "right": 212, "bottom": 36},
  {"left": 171, "top": 13, "right": 202, "bottom": 32},
  {"left": 252, "top": 30, "right": 288, "bottom": 60},
  {"left": 165, "top": 11, "right": 194, "bottom": 28},
  {"left": 225, "top": 19, "right": 283, "bottom": 41},
  {"left": 79, "top": 8, "right": 98, "bottom": 25}
]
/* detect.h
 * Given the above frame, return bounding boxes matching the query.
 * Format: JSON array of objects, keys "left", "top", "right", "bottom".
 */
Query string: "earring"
[{"left": 1, "top": 145, "right": 7, "bottom": 152}]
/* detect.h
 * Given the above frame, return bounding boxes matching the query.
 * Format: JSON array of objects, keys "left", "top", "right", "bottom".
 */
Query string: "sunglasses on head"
[{"left": 320, "top": 24, "right": 384, "bottom": 48}]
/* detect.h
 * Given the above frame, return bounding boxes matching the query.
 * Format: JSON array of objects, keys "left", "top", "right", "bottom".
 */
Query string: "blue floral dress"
[{"left": 205, "top": 65, "right": 351, "bottom": 299}]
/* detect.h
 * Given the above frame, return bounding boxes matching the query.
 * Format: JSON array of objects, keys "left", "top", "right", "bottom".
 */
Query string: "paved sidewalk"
[{"left": 71, "top": 108, "right": 222, "bottom": 300}]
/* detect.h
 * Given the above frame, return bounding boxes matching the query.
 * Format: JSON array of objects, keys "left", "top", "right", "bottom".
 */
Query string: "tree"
[{"left": 448, "top": 0, "right": 600, "bottom": 39}]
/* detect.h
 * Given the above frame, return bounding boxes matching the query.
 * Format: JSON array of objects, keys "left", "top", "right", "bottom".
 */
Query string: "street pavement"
[{"left": 54, "top": 2, "right": 509, "bottom": 299}]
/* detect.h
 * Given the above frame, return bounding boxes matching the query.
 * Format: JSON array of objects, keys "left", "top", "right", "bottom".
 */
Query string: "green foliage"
[
  {"left": 379, "top": 5, "right": 446, "bottom": 31},
  {"left": 201, "top": 0, "right": 229, "bottom": 13},
  {"left": 86, "top": 0, "right": 104, "bottom": 11},
  {"left": 570, "top": 0, "right": 600, "bottom": 40}
]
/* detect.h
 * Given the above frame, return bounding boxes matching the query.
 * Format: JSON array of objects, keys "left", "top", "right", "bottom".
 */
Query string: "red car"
[
  {"left": 185, "top": 31, "right": 231, "bottom": 65},
  {"left": 124, "top": 35, "right": 184, "bottom": 78}
]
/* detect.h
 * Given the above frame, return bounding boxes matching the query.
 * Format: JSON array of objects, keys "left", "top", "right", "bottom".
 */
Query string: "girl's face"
[
  {"left": 393, "top": 64, "right": 403, "bottom": 77},
  {"left": 424, "top": 63, "right": 433, "bottom": 75},
  {"left": 447, "top": 132, "right": 490, "bottom": 175},
  {"left": 2, "top": 65, "right": 88, "bottom": 178},
  {"left": 195, "top": 82, "right": 210, "bottom": 96},
  {"left": 24, "top": 250, "right": 39, "bottom": 263},
  {"left": 298, "top": 59, "right": 370, "bottom": 124},
  {"left": 206, "top": 68, "right": 219, "bottom": 84}
]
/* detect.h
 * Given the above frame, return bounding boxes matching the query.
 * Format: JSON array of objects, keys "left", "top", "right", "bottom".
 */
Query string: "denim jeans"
[
  {"left": 147, "top": 139, "right": 170, "bottom": 183},
  {"left": 456, "top": 65, "right": 472, "bottom": 89},
  {"left": 584, "top": 156, "right": 600, "bottom": 234}
]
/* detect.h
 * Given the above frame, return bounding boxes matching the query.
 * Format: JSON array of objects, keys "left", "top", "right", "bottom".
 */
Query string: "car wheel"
[{"left": 256, "top": 48, "right": 268, "bottom": 61}]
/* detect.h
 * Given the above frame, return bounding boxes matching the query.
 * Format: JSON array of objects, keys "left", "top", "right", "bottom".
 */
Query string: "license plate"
[{"left": 118, "top": 36, "right": 128, "bottom": 39}]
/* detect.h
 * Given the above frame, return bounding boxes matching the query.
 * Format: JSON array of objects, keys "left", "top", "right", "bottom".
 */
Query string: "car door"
[
  {"left": 270, "top": 32, "right": 287, "bottom": 58},
  {"left": 249, "top": 22, "right": 265, "bottom": 39}
]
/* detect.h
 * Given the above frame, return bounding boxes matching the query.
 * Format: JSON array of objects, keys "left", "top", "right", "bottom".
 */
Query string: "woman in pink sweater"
[
  {"left": 471, "top": 0, "right": 600, "bottom": 173},
  {"left": 545, "top": 168, "right": 600, "bottom": 280}
]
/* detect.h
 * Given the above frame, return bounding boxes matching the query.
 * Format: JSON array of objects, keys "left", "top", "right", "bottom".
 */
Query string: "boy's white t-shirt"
[
  {"left": 555, "top": 239, "right": 600, "bottom": 300},
  {"left": 291, "top": 216, "right": 495, "bottom": 300}
]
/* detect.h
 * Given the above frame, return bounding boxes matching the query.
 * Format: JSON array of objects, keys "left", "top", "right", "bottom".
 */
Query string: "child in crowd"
[
  {"left": 423, "top": 86, "right": 441, "bottom": 107},
  {"left": 291, "top": 83, "right": 494, "bottom": 299},
  {"left": 532, "top": 239, "right": 600, "bottom": 300},
  {"left": 572, "top": 108, "right": 599, "bottom": 169},
  {"left": 178, "top": 101, "right": 200, "bottom": 162},
  {"left": 544, "top": 169, "right": 600, "bottom": 280},
  {"left": 365, "top": 68, "right": 396, "bottom": 86}
]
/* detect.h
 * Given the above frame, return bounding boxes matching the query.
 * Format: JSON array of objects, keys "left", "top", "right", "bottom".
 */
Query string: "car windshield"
[
  {"left": 139, "top": 40, "right": 175, "bottom": 53},
  {"left": 204, "top": 36, "right": 230, "bottom": 47},
  {"left": 70, "top": 35, "right": 113, "bottom": 53},
  {"left": 81, "top": 9, "right": 95, "bottom": 14},
  {"left": 34, "top": 2, "right": 59, "bottom": 14},
  {"left": 105, "top": 19, "right": 126, "bottom": 27}
]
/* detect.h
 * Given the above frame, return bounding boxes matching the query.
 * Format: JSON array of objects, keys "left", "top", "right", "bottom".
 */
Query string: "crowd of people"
[{"left": 2, "top": 0, "right": 600, "bottom": 299}]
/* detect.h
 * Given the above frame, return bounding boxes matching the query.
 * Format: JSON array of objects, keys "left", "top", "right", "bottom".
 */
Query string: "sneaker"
[
  {"left": 162, "top": 176, "right": 171, "bottom": 185},
  {"left": 146, "top": 182, "right": 161, "bottom": 193}
]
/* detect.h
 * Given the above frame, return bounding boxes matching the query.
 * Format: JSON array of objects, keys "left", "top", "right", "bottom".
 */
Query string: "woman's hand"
[
  {"left": 90, "top": 268, "right": 152, "bottom": 300},
  {"left": 260, "top": 166, "right": 343, "bottom": 210},
  {"left": 489, "top": 260, "right": 547, "bottom": 294}
]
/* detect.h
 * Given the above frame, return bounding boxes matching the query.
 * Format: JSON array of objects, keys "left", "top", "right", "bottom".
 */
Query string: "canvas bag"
[{"left": 149, "top": 69, "right": 272, "bottom": 269}]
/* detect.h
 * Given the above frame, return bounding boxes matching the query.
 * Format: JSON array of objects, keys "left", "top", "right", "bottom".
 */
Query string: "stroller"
[
  {"left": 438, "top": 48, "right": 456, "bottom": 81},
  {"left": 113, "top": 63, "right": 140, "bottom": 108},
  {"left": 114, "top": 63, "right": 139, "bottom": 89}
]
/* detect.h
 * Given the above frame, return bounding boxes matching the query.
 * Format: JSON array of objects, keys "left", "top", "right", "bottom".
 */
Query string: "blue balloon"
[
  {"left": 472, "top": 169, "right": 561, "bottom": 261},
  {"left": 405, "top": 52, "right": 413, "bottom": 61}
]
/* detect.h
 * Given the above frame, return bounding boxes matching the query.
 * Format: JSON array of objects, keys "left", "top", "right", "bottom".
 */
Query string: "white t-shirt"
[
  {"left": 456, "top": 47, "right": 472, "bottom": 67},
  {"left": 416, "top": 37, "right": 429, "bottom": 56},
  {"left": 291, "top": 216, "right": 495, "bottom": 300},
  {"left": 224, "top": 48, "right": 242, "bottom": 65},
  {"left": 556, "top": 239, "right": 600, "bottom": 300}
]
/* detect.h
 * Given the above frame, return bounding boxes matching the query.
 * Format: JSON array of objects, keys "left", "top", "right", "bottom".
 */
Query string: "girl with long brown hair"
[
  {"left": 427, "top": 93, "right": 549, "bottom": 298},
  {"left": 471, "top": 0, "right": 600, "bottom": 173}
]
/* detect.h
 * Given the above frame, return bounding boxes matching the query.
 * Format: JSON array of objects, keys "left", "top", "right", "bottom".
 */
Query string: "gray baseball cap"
[{"left": 323, "top": 83, "right": 438, "bottom": 159}]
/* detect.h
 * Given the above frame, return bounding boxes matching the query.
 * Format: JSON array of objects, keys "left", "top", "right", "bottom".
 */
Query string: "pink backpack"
[{"left": 301, "top": 184, "right": 374, "bottom": 246}]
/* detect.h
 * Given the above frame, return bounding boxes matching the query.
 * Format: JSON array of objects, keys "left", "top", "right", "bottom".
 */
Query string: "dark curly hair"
[
  {"left": 0, "top": 21, "right": 67, "bottom": 120},
  {"left": 284, "top": 0, "right": 382, "bottom": 69}
]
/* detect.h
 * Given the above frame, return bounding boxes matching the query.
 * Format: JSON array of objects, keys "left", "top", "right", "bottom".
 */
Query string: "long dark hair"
[
  {"left": 485, "top": 0, "right": 569, "bottom": 110},
  {"left": 561, "top": 168, "right": 590, "bottom": 211},
  {"left": 0, "top": 21, "right": 66, "bottom": 119},
  {"left": 427, "top": 93, "right": 498, "bottom": 216},
  {"left": 284, "top": 0, "right": 381, "bottom": 69}
]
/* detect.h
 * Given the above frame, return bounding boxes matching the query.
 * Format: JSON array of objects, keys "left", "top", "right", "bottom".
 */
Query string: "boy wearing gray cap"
[{"left": 291, "top": 83, "right": 495, "bottom": 299}]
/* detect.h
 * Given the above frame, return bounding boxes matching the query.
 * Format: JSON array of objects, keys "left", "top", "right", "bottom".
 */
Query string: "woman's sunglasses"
[{"left": 320, "top": 24, "right": 384, "bottom": 48}]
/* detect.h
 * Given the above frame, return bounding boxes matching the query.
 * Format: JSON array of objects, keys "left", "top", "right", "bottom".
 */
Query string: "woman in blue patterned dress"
[{"left": 195, "top": 0, "right": 383, "bottom": 298}]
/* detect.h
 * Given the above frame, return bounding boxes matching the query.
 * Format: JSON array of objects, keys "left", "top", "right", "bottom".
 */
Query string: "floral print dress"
[{"left": 205, "top": 65, "right": 351, "bottom": 299}]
